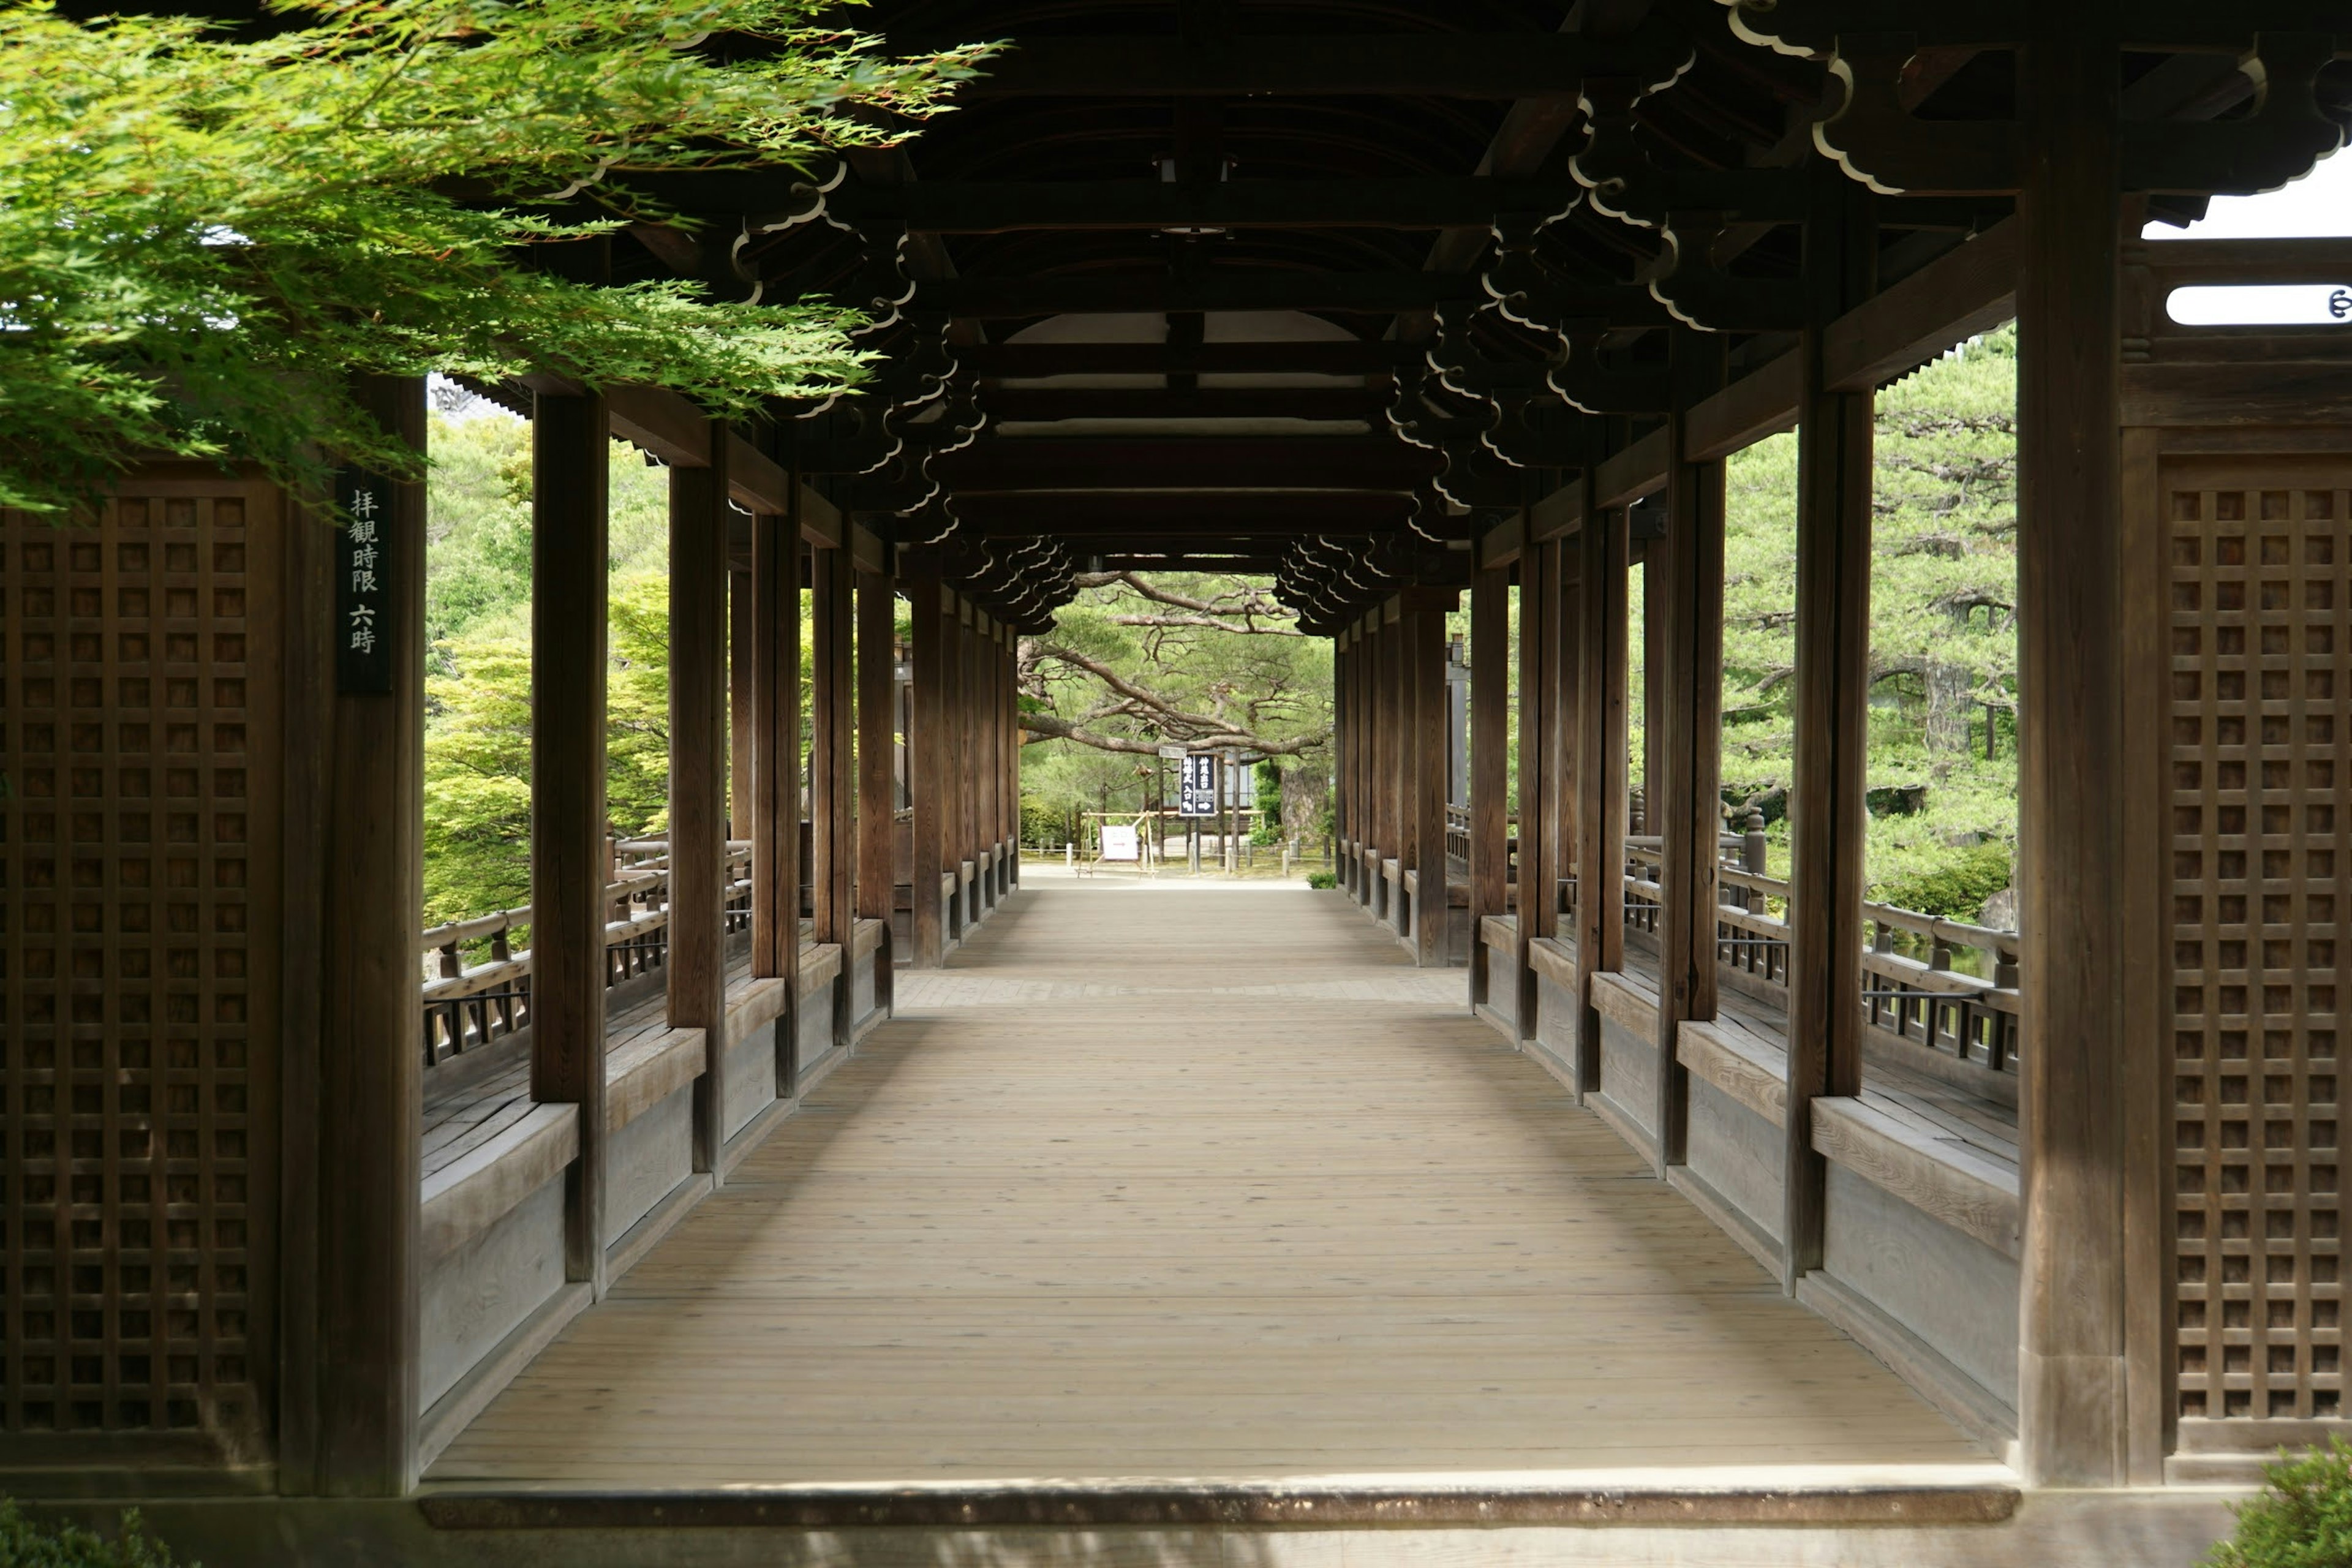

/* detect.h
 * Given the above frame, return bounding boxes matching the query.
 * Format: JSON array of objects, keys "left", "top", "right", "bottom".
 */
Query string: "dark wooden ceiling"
[{"left": 597, "top": 0, "right": 2351, "bottom": 630}]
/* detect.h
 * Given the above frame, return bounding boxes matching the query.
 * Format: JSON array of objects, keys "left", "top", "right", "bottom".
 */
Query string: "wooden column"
[
  {"left": 977, "top": 616, "right": 999, "bottom": 907},
  {"left": 1469, "top": 567, "right": 1510, "bottom": 1007},
  {"left": 1513, "top": 546, "right": 1553, "bottom": 1035},
  {"left": 1410, "top": 598, "right": 1451, "bottom": 967},
  {"left": 812, "top": 543, "right": 854, "bottom": 1061},
  {"left": 1573, "top": 496, "right": 1629, "bottom": 1096},
  {"left": 1387, "top": 607, "right": 1412, "bottom": 935},
  {"left": 1782, "top": 175, "right": 1877, "bottom": 1292},
  {"left": 1653, "top": 336, "right": 1730, "bottom": 1170},
  {"left": 1640, "top": 548, "right": 1668, "bottom": 831},
  {"left": 1340, "top": 631, "right": 1359, "bottom": 898},
  {"left": 2016, "top": 33, "right": 2128, "bottom": 1487},
  {"left": 531, "top": 386, "right": 610, "bottom": 1295},
  {"left": 310, "top": 374, "right": 425, "bottom": 1493},
  {"left": 856, "top": 571, "right": 897, "bottom": 1012},
  {"left": 908, "top": 565, "right": 947, "bottom": 966},
  {"left": 729, "top": 567, "right": 752, "bottom": 840},
  {"left": 668, "top": 423, "right": 730, "bottom": 1174},
  {"left": 750, "top": 507, "right": 802, "bottom": 1100}
]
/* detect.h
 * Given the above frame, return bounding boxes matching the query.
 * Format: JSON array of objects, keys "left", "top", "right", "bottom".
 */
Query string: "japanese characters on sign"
[
  {"left": 1177, "top": 753, "right": 1219, "bottom": 818},
  {"left": 336, "top": 468, "right": 396, "bottom": 694}
]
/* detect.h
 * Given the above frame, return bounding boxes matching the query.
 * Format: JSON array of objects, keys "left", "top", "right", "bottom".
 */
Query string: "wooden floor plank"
[{"left": 427, "top": 884, "right": 1996, "bottom": 1487}]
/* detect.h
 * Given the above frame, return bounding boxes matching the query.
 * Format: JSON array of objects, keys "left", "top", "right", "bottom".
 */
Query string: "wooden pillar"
[
  {"left": 750, "top": 507, "right": 802, "bottom": 1099},
  {"left": 729, "top": 566, "right": 752, "bottom": 840},
  {"left": 1573, "top": 494, "right": 1629, "bottom": 1096},
  {"left": 908, "top": 566, "right": 947, "bottom": 967},
  {"left": 812, "top": 542, "right": 854, "bottom": 1061},
  {"left": 310, "top": 374, "right": 425, "bottom": 1493},
  {"left": 531, "top": 386, "right": 610, "bottom": 1296},
  {"left": 668, "top": 423, "right": 730, "bottom": 1174},
  {"left": 1410, "top": 598, "right": 1450, "bottom": 967},
  {"left": 1653, "top": 336, "right": 1729, "bottom": 1170},
  {"left": 1469, "top": 567, "right": 1510, "bottom": 1006},
  {"left": 977, "top": 615, "right": 998, "bottom": 907},
  {"left": 1386, "top": 607, "right": 1411, "bottom": 935},
  {"left": 1782, "top": 175, "right": 1877, "bottom": 1292},
  {"left": 856, "top": 570, "right": 897, "bottom": 1011},
  {"left": 2016, "top": 32, "right": 2128, "bottom": 1488},
  {"left": 1641, "top": 548, "right": 1668, "bottom": 831},
  {"left": 1514, "top": 545, "right": 1554, "bottom": 1036},
  {"left": 1340, "top": 633, "right": 1359, "bottom": 897}
]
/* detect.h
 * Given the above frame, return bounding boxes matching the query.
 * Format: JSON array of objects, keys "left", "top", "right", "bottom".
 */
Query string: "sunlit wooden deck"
[{"left": 427, "top": 881, "right": 2005, "bottom": 1500}]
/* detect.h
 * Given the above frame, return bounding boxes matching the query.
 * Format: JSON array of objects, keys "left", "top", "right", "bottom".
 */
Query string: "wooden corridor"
[{"left": 427, "top": 883, "right": 2004, "bottom": 1496}]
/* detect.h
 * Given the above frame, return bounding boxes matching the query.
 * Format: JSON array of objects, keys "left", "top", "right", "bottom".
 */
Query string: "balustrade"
[
  {"left": 418, "top": 839, "right": 755, "bottom": 1066},
  {"left": 1619, "top": 838, "right": 2021, "bottom": 1082}
]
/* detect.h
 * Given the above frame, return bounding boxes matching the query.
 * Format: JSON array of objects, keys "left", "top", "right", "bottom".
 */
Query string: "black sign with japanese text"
[
  {"left": 1178, "top": 753, "right": 1218, "bottom": 818},
  {"left": 335, "top": 467, "right": 395, "bottom": 695}
]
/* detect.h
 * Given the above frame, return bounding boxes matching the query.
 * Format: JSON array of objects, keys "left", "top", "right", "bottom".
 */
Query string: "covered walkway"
[{"left": 427, "top": 883, "right": 2000, "bottom": 1502}]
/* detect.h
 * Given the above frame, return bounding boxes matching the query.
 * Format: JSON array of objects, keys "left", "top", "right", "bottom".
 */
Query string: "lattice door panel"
[
  {"left": 2170, "top": 460, "right": 2352, "bottom": 1424},
  {"left": 0, "top": 481, "right": 278, "bottom": 1457}
]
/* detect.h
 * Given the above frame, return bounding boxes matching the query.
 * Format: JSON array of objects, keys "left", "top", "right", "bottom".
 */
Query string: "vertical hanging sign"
[
  {"left": 335, "top": 467, "right": 395, "bottom": 695},
  {"left": 1178, "top": 753, "right": 1218, "bottom": 818}
]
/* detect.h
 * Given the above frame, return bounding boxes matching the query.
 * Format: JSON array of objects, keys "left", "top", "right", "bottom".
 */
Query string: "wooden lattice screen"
[
  {"left": 0, "top": 477, "right": 279, "bottom": 1461},
  {"left": 2169, "top": 457, "right": 2351, "bottom": 1427}
]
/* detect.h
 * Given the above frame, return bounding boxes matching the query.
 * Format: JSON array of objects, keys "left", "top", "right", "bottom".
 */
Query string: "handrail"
[
  {"left": 1619, "top": 838, "right": 2022, "bottom": 1079},
  {"left": 419, "top": 839, "right": 755, "bottom": 1068}
]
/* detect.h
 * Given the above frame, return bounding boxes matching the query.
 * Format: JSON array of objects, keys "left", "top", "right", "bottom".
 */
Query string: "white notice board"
[{"left": 1100, "top": 824, "right": 1140, "bottom": 862}]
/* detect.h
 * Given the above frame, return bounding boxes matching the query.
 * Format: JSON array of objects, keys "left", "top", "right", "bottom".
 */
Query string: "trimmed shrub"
[
  {"left": 1869, "top": 839, "right": 2013, "bottom": 922},
  {"left": 0, "top": 1502, "right": 189, "bottom": 1567},
  {"left": 1305, "top": 870, "right": 1337, "bottom": 890},
  {"left": 2205, "top": 1439, "right": 2352, "bottom": 1568}
]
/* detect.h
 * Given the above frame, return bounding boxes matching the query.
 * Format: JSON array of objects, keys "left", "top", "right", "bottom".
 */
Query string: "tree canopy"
[
  {"left": 1017, "top": 573, "right": 1333, "bottom": 837},
  {"left": 0, "top": 0, "right": 987, "bottom": 517}
]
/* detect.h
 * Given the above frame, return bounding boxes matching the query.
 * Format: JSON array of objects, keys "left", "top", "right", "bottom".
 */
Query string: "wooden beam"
[
  {"left": 948, "top": 495, "right": 1420, "bottom": 534},
  {"left": 856, "top": 570, "right": 898, "bottom": 1014},
  {"left": 920, "top": 270, "right": 1641, "bottom": 320},
  {"left": 932, "top": 439, "right": 1440, "bottom": 493},
  {"left": 2014, "top": 37, "right": 2127, "bottom": 1488},
  {"left": 606, "top": 384, "right": 710, "bottom": 468},
  {"left": 988, "top": 388, "right": 1391, "bottom": 423},
  {"left": 970, "top": 342, "right": 1415, "bottom": 378},
  {"left": 900, "top": 31, "right": 1686, "bottom": 98},
  {"left": 1783, "top": 176, "right": 1876, "bottom": 1297},
  {"left": 312, "top": 374, "right": 426, "bottom": 1492},
  {"left": 668, "top": 423, "right": 731, "bottom": 1176},
  {"left": 817, "top": 178, "right": 1583, "bottom": 232},
  {"left": 1684, "top": 350, "right": 1803, "bottom": 463},
  {"left": 1468, "top": 567, "right": 1510, "bottom": 1005},
  {"left": 1593, "top": 428, "right": 1672, "bottom": 510},
  {"left": 1572, "top": 486, "right": 1628, "bottom": 1096},
  {"left": 530, "top": 387, "right": 610, "bottom": 1296},
  {"left": 1825, "top": 219, "right": 2019, "bottom": 393}
]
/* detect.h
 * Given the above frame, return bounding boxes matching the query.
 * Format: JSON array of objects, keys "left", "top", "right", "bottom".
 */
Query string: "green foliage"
[
  {"left": 1869, "top": 840, "right": 2013, "bottom": 922},
  {"left": 1704, "top": 326, "right": 2020, "bottom": 915},
  {"left": 0, "top": 1501, "right": 188, "bottom": 1567},
  {"left": 1305, "top": 870, "right": 1338, "bottom": 891},
  {"left": 1021, "top": 574, "right": 1331, "bottom": 831},
  {"left": 421, "top": 407, "right": 676, "bottom": 926},
  {"left": 2204, "top": 1439, "right": 2352, "bottom": 1568},
  {"left": 1251, "top": 760, "right": 1284, "bottom": 845},
  {"left": 0, "top": 0, "right": 990, "bottom": 516}
]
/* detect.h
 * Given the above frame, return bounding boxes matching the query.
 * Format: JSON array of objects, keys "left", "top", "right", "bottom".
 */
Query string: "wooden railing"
[
  {"left": 418, "top": 840, "right": 753, "bottom": 1067},
  {"left": 1622, "top": 839, "right": 2022, "bottom": 1082}
]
